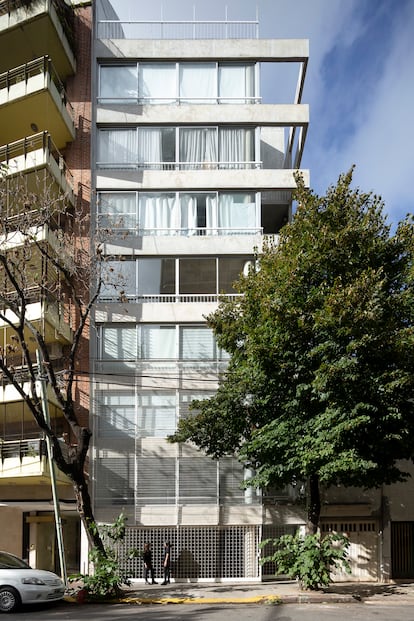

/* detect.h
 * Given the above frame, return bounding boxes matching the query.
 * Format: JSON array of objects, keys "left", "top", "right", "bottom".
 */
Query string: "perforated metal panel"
[{"left": 111, "top": 525, "right": 261, "bottom": 580}]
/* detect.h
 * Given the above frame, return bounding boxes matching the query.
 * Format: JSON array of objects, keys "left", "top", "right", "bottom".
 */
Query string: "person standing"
[
  {"left": 143, "top": 542, "right": 157, "bottom": 584},
  {"left": 161, "top": 541, "right": 171, "bottom": 585}
]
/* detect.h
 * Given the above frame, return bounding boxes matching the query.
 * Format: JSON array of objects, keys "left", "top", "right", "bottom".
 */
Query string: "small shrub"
[
  {"left": 69, "top": 514, "right": 140, "bottom": 599},
  {"left": 260, "top": 531, "right": 351, "bottom": 590}
]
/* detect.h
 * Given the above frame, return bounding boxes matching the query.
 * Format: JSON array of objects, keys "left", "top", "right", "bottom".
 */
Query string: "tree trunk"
[
  {"left": 306, "top": 474, "right": 321, "bottom": 534},
  {"left": 73, "top": 474, "right": 107, "bottom": 555}
]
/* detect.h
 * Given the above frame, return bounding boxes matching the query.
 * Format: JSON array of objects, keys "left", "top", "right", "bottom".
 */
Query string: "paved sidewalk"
[{"left": 111, "top": 579, "right": 414, "bottom": 606}]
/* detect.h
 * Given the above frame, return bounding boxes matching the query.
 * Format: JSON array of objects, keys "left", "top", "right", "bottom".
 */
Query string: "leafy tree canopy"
[{"left": 170, "top": 168, "right": 414, "bottom": 526}]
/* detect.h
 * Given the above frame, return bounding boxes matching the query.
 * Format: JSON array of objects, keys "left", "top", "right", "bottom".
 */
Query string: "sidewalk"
[{"left": 111, "top": 579, "right": 414, "bottom": 606}]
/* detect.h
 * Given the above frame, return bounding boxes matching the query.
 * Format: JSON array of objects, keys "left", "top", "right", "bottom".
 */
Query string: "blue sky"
[{"left": 106, "top": 0, "right": 414, "bottom": 228}]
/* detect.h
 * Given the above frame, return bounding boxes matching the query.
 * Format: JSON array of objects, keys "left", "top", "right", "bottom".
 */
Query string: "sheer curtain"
[
  {"left": 139, "top": 193, "right": 177, "bottom": 234},
  {"left": 219, "top": 193, "right": 256, "bottom": 233},
  {"left": 98, "top": 129, "right": 136, "bottom": 167},
  {"left": 98, "top": 193, "right": 137, "bottom": 229},
  {"left": 219, "top": 128, "right": 253, "bottom": 169},
  {"left": 179, "top": 63, "right": 216, "bottom": 102},
  {"left": 218, "top": 64, "right": 254, "bottom": 103},
  {"left": 139, "top": 63, "right": 176, "bottom": 103},
  {"left": 180, "top": 327, "right": 215, "bottom": 359},
  {"left": 100, "top": 65, "right": 138, "bottom": 102},
  {"left": 180, "top": 194, "right": 198, "bottom": 235},
  {"left": 179, "top": 128, "right": 217, "bottom": 168},
  {"left": 137, "top": 128, "right": 163, "bottom": 168},
  {"left": 205, "top": 194, "right": 218, "bottom": 234}
]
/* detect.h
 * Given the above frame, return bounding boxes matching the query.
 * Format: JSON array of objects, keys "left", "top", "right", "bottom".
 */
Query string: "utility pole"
[{"left": 36, "top": 350, "right": 67, "bottom": 584}]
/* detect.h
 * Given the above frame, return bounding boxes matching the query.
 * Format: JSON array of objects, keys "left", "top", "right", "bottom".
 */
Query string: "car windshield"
[{"left": 0, "top": 552, "right": 31, "bottom": 569}]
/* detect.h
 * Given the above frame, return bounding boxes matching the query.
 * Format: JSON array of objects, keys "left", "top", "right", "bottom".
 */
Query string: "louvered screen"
[
  {"left": 219, "top": 457, "right": 245, "bottom": 503},
  {"left": 179, "top": 457, "right": 217, "bottom": 504},
  {"left": 95, "top": 453, "right": 135, "bottom": 506},
  {"left": 136, "top": 456, "right": 176, "bottom": 505}
]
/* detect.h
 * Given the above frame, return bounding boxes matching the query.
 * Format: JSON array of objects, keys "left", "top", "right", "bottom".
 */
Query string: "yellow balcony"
[
  {"left": 0, "top": 131, "right": 74, "bottom": 202},
  {"left": 0, "top": 438, "right": 72, "bottom": 486},
  {"left": 0, "top": 0, "right": 75, "bottom": 78},
  {"left": 0, "top": 57, "right": 75, "bottom": 148}
]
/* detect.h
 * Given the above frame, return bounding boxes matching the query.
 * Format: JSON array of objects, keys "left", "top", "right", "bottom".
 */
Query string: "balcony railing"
[
  {"left": 0, "top": 56, "right": 73, "bottom": 120},
  {"left": 99, "top": 226, "right": 263, "bottom": 237},
  {"left": 98, "top": 95, "right": 261, "bottom": 105},
  {"left": 0, "top": 438, "right": 46, "bottom": 461},
  {"left": 0, "top": 131, "right": 73, "bottom": 185},
  {"left": 97, "top": 19, "right": 259, "bottom": 41},
  {"left": 97, "top": 160, "right": 262, "bottom": 171},
  {"left": 97, "top": 293, "right": 241, "bottom": 304}
]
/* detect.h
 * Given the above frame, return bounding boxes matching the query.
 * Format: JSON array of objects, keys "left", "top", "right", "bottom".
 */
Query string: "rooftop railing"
[{"left": 97, "top": 19, "right": 259, "bottom": 40}]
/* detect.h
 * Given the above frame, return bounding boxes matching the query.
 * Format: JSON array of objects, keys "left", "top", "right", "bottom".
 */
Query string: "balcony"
[
  {"left": 0, "top": 57, "right": 75, "bottom": 148},
  {"left": 0, "top": 438, "right": 72, "bottom": 486},
  {"left": 0, "top": 0, "right": 75, "bottom": 77},
  {"left": 0, "top": 289, "right": 74, "bottom": 344},
  {"left": 0, "top": 131, "right": 74, "bottom": 202}
]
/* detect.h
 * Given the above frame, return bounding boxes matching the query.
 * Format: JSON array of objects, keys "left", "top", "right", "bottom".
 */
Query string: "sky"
[{"left": 105, "top": 0, "right": 414, "bottom": 228}]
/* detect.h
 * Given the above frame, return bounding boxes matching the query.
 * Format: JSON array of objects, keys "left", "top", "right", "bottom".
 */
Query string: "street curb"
[{"left": 65, "top": 593, "right": 359, "bottom": 606}]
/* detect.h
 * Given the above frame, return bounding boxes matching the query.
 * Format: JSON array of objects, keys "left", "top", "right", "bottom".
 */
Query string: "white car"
[{"left": 0, "top": 551, "right": 65, "bottom": 613}]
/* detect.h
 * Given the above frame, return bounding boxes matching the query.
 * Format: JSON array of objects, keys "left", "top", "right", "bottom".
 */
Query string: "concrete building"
[
  {"left": 91, "top": 0, "right": 309, "bottom": 581},
  {"left": 0, "top": 0, "right": 91, "bottom": 573}
]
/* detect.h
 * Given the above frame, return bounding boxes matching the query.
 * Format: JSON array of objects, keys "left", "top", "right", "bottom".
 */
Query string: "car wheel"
[{"left": 0, "top": 586, "right": 21, "bottom": 613}]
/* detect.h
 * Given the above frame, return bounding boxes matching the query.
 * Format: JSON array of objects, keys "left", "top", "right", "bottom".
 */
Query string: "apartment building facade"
[
  {"left": 91, "top": 0, "right": 310, "bottom": 581},
  {"left": 0, "top": 0, "right": 91, "bottom": 573}
]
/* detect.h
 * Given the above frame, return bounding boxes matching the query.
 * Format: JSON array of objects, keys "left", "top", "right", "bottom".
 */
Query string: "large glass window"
[
  {"left": 97, "top": 126, "right": 258, "bottom": 169},
  {"left": 99, "top": 65, "right": 138, "bottom": 102},
  {"left": 99, "top": 257, "right": 251, "bottom": 300},
  {"left": 97, "top": 191, "right": 258, "bottom": 235},
  {"left": 139, "top": 63, "right": 176, "bottom": 103},
  {"left": 98, "top": 62, "right": 257, "bottom": 103}
]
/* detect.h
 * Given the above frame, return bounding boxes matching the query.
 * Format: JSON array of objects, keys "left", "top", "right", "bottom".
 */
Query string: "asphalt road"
[{"left": 10, "top": 601, "right": 414, "bottom": 621}]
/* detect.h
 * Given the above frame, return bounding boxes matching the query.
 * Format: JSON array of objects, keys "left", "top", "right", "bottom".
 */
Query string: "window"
[
  {"left": 98, "top": 324, "right": 226, "bottom": 361},
  {"left": 97, "top": 191, "right": 259, "bottom": 235},
  {"left": 97, "top": 126, "right": 258, "bottom": 169},
  {"left": 98, "top": 62, "right": 257, "bottom": 104},
  {"left": 98, "top": 257, "right": 251, "bottom": 301}
]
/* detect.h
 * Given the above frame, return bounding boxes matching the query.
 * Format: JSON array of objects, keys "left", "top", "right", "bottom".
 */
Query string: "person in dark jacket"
[
  {"left": 143, "top": 542, "right": 157, "bottom": 584},
  {"left": 160, "top": 540, "right": 171, "bottom": 585}
]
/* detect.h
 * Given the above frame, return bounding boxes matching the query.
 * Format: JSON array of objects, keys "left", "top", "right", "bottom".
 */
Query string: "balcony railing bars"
[
  {"left": 0, "top": 438, "right": 46, "bottom": 462},
  {"left": 99, "top": 226, "right": 263, "bottom": 237},
  {"left": 0, "top": 56, "right": 73, "bottom": 121},
  {"left": 97, "top": 19, "right": 259, "bottom": 41},
  {"left": 0, "top": 437, "right": 70, "bottom": 461},
  {"left": 97, "top": 160, "right": 262, "bottom": 171},
  {"left": 0, "top": 131, "right": 73, "bottom": 185},
  {"left": 98, "top": 95, "right": 262, "bottom": 105},
  {"left": 98, "top": 293, "right": 241, "bottom": 304}
]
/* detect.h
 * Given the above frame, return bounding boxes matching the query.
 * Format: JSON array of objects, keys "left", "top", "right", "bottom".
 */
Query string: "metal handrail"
[
  {"left": 97, "top": 160, "right": 262, "bottom": 171},
  {"left": 97, "top": 19, "right": 259, "bottom": 40}
]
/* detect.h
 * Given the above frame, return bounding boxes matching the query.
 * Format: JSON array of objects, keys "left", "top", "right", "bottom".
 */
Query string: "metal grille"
[
  {"left": 261, "top": 524, "right": 298, "bottom": 578},
  {"left": 391, "top": 521, "right": 414, "bottom": 579},
  {"left": 321, "top": 521, "right": 376, "bottom": 533},
  {"left": 112, "top": 525, "right": 260, "bottom": 580}
]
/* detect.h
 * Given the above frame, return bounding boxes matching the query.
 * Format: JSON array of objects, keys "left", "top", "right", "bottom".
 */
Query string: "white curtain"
[
  {"left": 137, "top": 128, "right": 163, "bottom": 168},
  {"left": 180, "top": 194, "right": 198, "bottom": 235},
  {"left": 219, "top": 194, "right": 256, "bottom": 233},
  {"left": 100, "top": 65, "right": 138, "bottom": 101},
  {"left": 205, "top": 194, "right": 218, "bottom": 233},
  {"left": 180, "top": 63, "right": 216, "bottom": 102},
  {"left": 139, "top": 63, "right": 176, "bottom": 103},
  {"left": 179, "top": 128, "right": 217, "bottom": 168},
  {"left": 98, "top": 193, "right": 137, "bottom": 229},
  {"left": 139, "top": 194, "right": 177, "bottom": 234},
  {"left": 100, "top": 260, "right": 136, "bottom": 299},
  {"left": 219, "top": 128, "right": 253, "bottom": 169},
  {"left": 98, "top": 129, "right": 136, "bottom": 167},
  {"left": 218, "top": 64, "right": 254, "bottom": 103}
]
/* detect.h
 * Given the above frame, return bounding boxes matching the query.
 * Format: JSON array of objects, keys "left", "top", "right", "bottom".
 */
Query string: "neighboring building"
[
  {"left": 91, "top": 0, "right": 309, "bottom": 580},
  {"left": 0, "top": 0, "right": 91, "bottom": 573}
]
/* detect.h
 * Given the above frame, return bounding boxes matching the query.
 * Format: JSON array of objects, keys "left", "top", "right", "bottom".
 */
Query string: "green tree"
[{"left": 170, "top": 168, "right": 414, "bottom": 533}]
